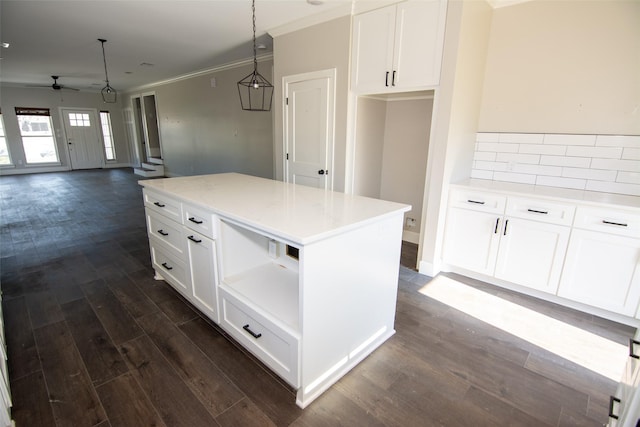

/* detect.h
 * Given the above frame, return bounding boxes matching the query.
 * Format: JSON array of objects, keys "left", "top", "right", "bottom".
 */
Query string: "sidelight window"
[
  {"left": 0, "top": 113, "right": 11, "bottom": 166},
  {"left": 99, "top": 111, "right": 115, "bottom": 161},
  {"left": 15, "top": 107, "right": 60, "bottom": 164}
]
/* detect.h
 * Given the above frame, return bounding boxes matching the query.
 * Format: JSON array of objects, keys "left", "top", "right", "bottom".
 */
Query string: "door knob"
[{"left": 318, "top": 169, "right": 328, "bottom": 175}]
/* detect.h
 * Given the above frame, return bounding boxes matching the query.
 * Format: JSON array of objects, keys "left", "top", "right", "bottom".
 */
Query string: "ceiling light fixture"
[
  {"left": 237, "top": 0, "right": 273, "bottom": 112},
  {"left": 98, "top": 38, "right": 117, "bottom": 103}
]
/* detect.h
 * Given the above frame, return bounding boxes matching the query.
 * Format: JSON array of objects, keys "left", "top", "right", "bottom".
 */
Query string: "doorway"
[
  {"left": 132, "top": 93, "right": 162, "bottom": 163},
  {"left": 61, "top": 108, "right": 103, "bottom": 170},
  {"left": 283, "top": 69, "right": 336, "bottom": 190}
]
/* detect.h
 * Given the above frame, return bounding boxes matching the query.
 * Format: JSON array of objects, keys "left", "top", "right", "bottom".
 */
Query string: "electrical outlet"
[{"left": 406, "top": 217, "right": 416, "bottom": 228}]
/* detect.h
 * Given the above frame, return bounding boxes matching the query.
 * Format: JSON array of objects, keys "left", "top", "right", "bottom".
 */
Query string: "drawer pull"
[
  {"left": 503, "top": 219, "right": 509, "bottom": 236},
  {"left": 609, "top": 395, "right": 620, "bottom": 420},
  {"left": 527, "top": 209, "right": 548, "bottom": 215},
  {"left": 188, "top": 235, "right": 202, "bottom": 244},
  {"left": 157, "top": 229, "right": 169, "bottom": 236},
  {"left": 243, "top": 324, "right": 262, "bottom": 339},
  {"left": 467, "top": 199, "right": 485, "bottom": 205},
  {"left": 494, "top": 218, "right": 500, "bottom": 234},
  {"left": 385, "top": 71, "right": 389, "bottom": 87},
  {"left": 630, "top": 338, "right": 640, "bottom": 359},
  {"left": 188, "top": 217, "right": 204, "bottom": 225},
  {"left": 161, "top": 262, "right": 173, "bottom": 271},
  {"left": 154, "top": 202, "right": 166, "bottom": 208},
  {"left": 603, "top": 220, "right": 628, "bottom": 227}
]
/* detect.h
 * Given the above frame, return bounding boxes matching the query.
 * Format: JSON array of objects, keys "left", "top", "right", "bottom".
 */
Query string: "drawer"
[
  {"left": 149, "top": 237, "right": 190, "bottom": 294},
  {"left": 183, "top": 202, "right": 217, "bottom": 239},
  {"left": 220, "top": 290, "right": 299, "bottom": 387},
  {"left": 449, "top": 188, "right": 506, "bottom": 214},
  {"left": 505, "top": 197, "right": 575, "bottom": 226},
  {"left": 574, "top": 206, "right": 640, "bottom": 238},
  {"left": 144, "top": 189, "right": 183, "bottom": 223},
  {"left": 146, "top": 210, "right": 187, "bottom": 255}
]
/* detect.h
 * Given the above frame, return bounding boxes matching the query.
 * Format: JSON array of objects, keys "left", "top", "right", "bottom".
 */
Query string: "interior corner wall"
[
  {"left": 352, "top": 97, "right": 386, "bottom": 198},
  {"left": 273, "top": 15, "right": 351, "bottom": 191},
  {"left": 0, "top": 86, "right": 129, "bottom": 175},
  {"left": 124, "top": 60, "right": 274, "bottom": 179},
  {"left": 478, "top": 0, "right": 640, "bottom": 135}
]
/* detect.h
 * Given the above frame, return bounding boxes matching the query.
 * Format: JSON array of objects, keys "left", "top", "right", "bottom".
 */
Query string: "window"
[
  {"left": 69, "top": 113, "right": 91, "bottom": 127},
  {"left": 15, "top": 107, "right": 59, "bottom": 164},
  {"left": 0, "top": 113, "right": 11, "bottom": 165},
  {"left": 99, "top": 111, "right": 115, "bottom": 161}
]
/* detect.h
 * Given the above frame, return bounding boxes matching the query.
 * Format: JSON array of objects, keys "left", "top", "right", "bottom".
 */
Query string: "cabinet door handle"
[
  {"left": 161, "top": 262, "right": 173, "bottom": 271},
  {"left": 494, "top": 218, "right": 500, "bottom": 234},
  {"left": 608, "top": 396, "right": 620, "bottom": 420},
  {"left": 188, "top": 235, "right": 202, "bottom": 243},
  {"left": 603, "top": 220, "right": 628, "bottom": 227},
  {"left": 385, "top": 71, "right": 390, "bottom": 87},
  {"left": 503, "top": 219, "right": 509, "bottom": 236},
  {"left": 527, "top": 209, "right": 548, "bottom": 215},
  {"left": 243, "top": 324, "right": 262, "bottom": 339},
  {"left": 188, "top": 217, "right": 204, "bottom": 224},
  {"left": 154, "top": 201, "right": 165, "bottom": 208},
  {"left": 467, "top": 199, "right": 485, "bottom": 205},
  {"left": 157, "top": 229, "right": 169, "bottom": 236},
  {"left": 630, "top": 338, "right": 640, "bottom": 359},
  {"left": 392, "top": 70, "right": 396, "bottom": 86}
]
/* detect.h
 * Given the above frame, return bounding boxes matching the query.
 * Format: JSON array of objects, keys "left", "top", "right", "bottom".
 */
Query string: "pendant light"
[
  {"left": 98, "top": 38, "right": 117, "bottom": 103},
  {"left": 237, "top": 0, "right": 273, "bottom": 111}
]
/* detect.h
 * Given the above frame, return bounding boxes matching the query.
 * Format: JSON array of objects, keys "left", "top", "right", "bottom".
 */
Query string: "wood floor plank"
[
  {"left": 103, "top": 272, "right": 158, "bottom": 319},
  {"left": 2, "top": 296, "right": 40, "bottom": 380},
  {"left": 137, "top": 311, "right": 244, "bottom": 417},
  {"left": 127, "top": 269, "right": 177, "bottom": 306},
  {"left": 9, "top": 371, "right": 56, "bottom": 427},
  {"left": 26, "top": 290, "right": 64, "bottom": 329},
  {"left": 179, "top": 317, "right": 303, "bottom": 426},
  {"left": 96, "top": 373, "right": 167, "bottom": 427},
  {"left": 157, "top": 294, "right": 198, "bottom": 324},
  {"left": 119, "top": 335, "right": 216, "bottom": 426},
  {"left": 61, "top": 298, "right": 129, "bottom": 385},
  {"left": 81, "top": 279, "right": 143, "bottom": 345},
  {"left": 215, "top": 398, "right": 277, "bottom": 427},
  {"left": 34, "top": 321, "right": 107, "bottom": 426}
]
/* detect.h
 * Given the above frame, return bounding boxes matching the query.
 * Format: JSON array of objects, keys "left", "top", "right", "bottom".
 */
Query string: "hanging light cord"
[
  {"left": 252, "top": 0, "right": 258, "bottom": 73},
  {"left": 99, "top": 39, "right": 111, "bottom": 86}
]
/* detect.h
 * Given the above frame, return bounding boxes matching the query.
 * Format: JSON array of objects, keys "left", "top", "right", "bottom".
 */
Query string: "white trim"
[
  {"left": 402, "top": 230, "right": 420, "bottom": 244},
  {"left": 59, "top": 107, "right": 105, "bottom": 169},
  {"left": 268, "top": 4, "right": 353, "bottom": 37},
  {"left": 0, "top": 165, "right": 69, "bottom": 175}
]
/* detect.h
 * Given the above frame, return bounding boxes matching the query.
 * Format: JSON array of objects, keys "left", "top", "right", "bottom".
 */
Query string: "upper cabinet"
[{"left": 351, "top": 0, "right": 447, "bottom": 94}]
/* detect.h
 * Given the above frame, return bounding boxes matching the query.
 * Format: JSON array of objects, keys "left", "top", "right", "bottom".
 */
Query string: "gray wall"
[{"left": 123, "top": 60, "right": 274, "bottom": 179}]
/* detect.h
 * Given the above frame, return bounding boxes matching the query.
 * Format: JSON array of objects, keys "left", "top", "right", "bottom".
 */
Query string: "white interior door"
[
  {"left": 284, "top": 70, "right": 335, "bottom": 190},
  {"left": 61, "top": 108, "right": 103, "bottom": 170}
]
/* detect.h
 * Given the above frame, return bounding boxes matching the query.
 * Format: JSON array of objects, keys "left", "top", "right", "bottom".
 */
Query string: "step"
[
  {"left": 134, "top": 167, "right": 165, "bottom": 178},
  {"left": 147, "top": 157, "right": 164, "bottom": 165},
  {"left": 141, "top": 163, "right": 164, "bottom": 173}
]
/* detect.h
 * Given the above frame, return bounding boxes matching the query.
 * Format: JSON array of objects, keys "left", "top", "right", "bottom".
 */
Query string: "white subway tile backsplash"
[
  {"left": 477, "top": 142, "right": 519, "bottom": 153},
  {"left": 493, "top": 172, "right": 536, "bottom": 184},
  {"left": 596, "top": 135, "right": 640, "bottom": 147},
  {"left": 473, "top": 151, "right": 497, "bottom": 161},
  {"left": 499, "top": 133, "right": 544, "bottom": 144},
  {"left": 540, "top": 155, "right": 591, "bottom": 168},
  {"left": 585, "top": 180, "right": 640, "bottom": 197},
  {"left": 622, "top": 148, "right": 640, "bottom": 160},
  {"left": 476, "top": 133, "right": 501, "bottom": 142},
  {"left": 617, "top": 171, "right": 640, "bottom": 185},
  {"left": 544, "top": 134, "right": 596, "bottom": 146},
  {"left": 496, "top": 153, "right": 540, "bottom": 164},
  {"left": 566, "top": 146, "right": 623, "bottom": 159},
  {"left": 471, "top": 169, "right": 494, "bottom": 180},
  {"left": 518, "top": 144, "right": 566, "bottom": 156},
  {"left": 474, "top": 132, "right": 639, "bottom": 196},
  {"left": 591, "top": 158, "right": 640, "bottom": 172},
  {"left": 535, "top": 176, "right": 586, "bottom": 190},
  {"left": 561, "top": 167, "right": 617, "bottom": 181}
]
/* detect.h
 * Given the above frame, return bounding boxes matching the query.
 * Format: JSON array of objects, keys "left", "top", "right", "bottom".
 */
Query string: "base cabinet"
[{"left": 187, "top": 231, "right": 218, "bottom": 322}]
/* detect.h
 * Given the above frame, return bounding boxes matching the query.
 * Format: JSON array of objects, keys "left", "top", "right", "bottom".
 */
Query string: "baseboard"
[{"left": 402, "top": 230, "right": 420, "bottom": 244}]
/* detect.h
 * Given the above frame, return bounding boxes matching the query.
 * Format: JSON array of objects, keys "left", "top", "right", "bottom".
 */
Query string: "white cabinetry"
[
  {"left": 443, "top": 188, "right": 572, "bottom": 294},
  {"left": 608, "top": 331, "right": 640, "bottom": 426},
  {"left": 351, "top": 0, "right": 447, "bottom": 93},
  {"left": 558, "top": 207, "right": 640, "bottom": 316}
]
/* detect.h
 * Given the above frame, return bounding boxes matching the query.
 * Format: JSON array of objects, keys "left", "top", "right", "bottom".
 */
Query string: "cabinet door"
[
  {"left": 494, "top": 218, "right": 569, "bottom": 294},
  {"left": 394, "top": 0, "right": 445, "bottom": 88},
  {"left": 443, "top": 208, "right": 501, "bottom": 275},
  {"left": 187, "top": 231, "right": 219, "bottom": 323},
  {"left": 351, "top": 5, "right": 396, "bottom": 93},
  {"left": 558, "top": 230, "right": 640, "bottom": 316}
]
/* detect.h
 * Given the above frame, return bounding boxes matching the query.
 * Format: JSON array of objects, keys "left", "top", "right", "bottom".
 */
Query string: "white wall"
[
  {"left": 0, "top": 86, "right": 130, "bottom": 174},
  {"left": 124, "top": 60, "right": 274, "bottom": 179},
  {"left": 353, "top": 97, "right": 386, "bottom": 198}
]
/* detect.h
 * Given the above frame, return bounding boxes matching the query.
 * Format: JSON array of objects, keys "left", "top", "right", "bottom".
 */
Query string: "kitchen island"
[{"left": 139, "top": 173, "right": 410, "bottom": 408}]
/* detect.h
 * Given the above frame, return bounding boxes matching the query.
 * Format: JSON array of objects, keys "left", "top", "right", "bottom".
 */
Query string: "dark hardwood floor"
[{"left": 0, "top": 168, "right": 633, "bottom": 426}]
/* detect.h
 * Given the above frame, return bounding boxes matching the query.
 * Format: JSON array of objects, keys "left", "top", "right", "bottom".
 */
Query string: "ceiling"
[{"left": 0, "top": 0, "right": 355, "bottom": 93}]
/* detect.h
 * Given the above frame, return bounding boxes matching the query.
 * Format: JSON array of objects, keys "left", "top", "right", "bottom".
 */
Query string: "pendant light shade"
[
  {"left": 237, "top": 0, "right": 273, "bottom": 111},
  {"left": 98, "top": 38, "right": 117, "bottom": 103}
]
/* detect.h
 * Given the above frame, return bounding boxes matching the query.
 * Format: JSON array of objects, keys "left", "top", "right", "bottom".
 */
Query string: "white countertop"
[
  {"left": 140, "top": 173, "right": 411, "bottom": 245},
  {"left": 454, "top": 179, "right": 640, "bottom": 210}
]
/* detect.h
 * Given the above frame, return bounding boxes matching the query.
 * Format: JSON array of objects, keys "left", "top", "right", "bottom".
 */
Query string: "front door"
[
  {"left": 284, "top": 69, "right": 335, "bottom": 190},
  {"left": 61, "top": 108, "right": 103, "bottom": 170}
]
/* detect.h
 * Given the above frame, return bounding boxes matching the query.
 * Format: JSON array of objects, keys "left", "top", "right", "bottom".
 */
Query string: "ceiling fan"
[{"left": 28, "top": 75, "right": 80, "bottom": 91}]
